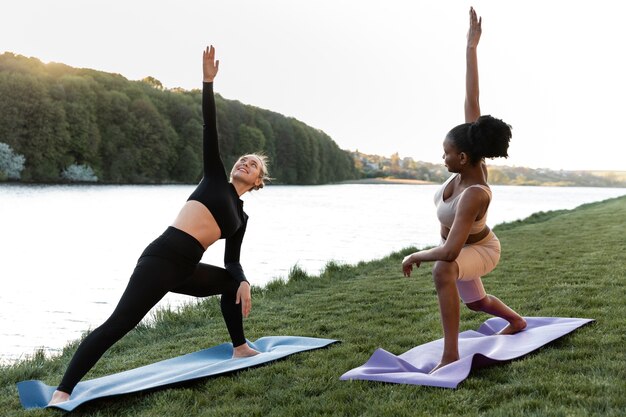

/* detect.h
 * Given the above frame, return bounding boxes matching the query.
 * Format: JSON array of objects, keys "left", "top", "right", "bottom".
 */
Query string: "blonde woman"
[{"left": 50, "top": 46, "right": 269, "bottom": 404}]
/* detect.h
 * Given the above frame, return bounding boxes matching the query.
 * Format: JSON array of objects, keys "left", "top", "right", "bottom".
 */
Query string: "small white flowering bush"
[
  {"left": 61, "top": 164, "right": 98, "bottom": 182},
  {"left": 0, "top": 142, "right": 26, "bottom": 180}
]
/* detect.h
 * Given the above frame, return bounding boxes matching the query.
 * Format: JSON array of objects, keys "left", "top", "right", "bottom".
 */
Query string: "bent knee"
[
  {"left": 220, "top": 290, "right": 237, "bottom": 303},
  {"left": 90, "top": 321, "right": 133, "bottom": 344},
  {"left": 465, "top": 297, "right": 487, "bottom": 311},
  {"left": 432, "top": 261, "right": 458, "bottom": 288}
]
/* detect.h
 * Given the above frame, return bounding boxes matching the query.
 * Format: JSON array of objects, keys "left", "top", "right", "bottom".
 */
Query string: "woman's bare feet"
[
  {"left": 232, "top": 343, "right": 260, "bottom": 358},
  {"left": 497, "top": 317, "right": 527, "bottom": 335},
  {"left": 48, "top": 390, "right": 70, "bottom": 405},
  {"left": 429, "top": 355, "right": 459, "bottom": 374}
]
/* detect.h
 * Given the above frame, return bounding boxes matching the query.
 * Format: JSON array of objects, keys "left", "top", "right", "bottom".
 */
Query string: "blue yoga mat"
[
  {"left": 18, "top": 336, "right": 338, "bottom": 411},
  {"left": 340, "top": 317, "right": 593, "bottom": 388}
]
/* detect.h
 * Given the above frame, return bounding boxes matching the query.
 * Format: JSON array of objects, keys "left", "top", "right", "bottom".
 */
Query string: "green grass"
[{"left": 2, "top": 196, "right": 626, "bottom": 416}]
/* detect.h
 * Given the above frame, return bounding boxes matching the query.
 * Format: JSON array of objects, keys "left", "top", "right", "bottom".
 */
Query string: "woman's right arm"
[
  {"left": 402, "top": 188, "right": 488, "bottom": 277},
  {"left": 224, "top": 221, "right": 252, "bottom": 317},
  {"left": 201, "top": 46, "right": 225, "bottom": 177},
  {"left": 464, "top": 7, "right": 481, "bottom": 124}
]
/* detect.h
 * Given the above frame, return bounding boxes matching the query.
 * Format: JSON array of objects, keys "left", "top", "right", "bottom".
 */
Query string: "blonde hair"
[{"left": 230, "top": 153, "right": 271, "bottom": 191}]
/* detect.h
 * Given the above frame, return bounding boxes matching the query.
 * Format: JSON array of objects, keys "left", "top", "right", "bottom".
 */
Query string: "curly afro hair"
[{"left": 447, "top": 115, "right": 512, "bottom": 165}]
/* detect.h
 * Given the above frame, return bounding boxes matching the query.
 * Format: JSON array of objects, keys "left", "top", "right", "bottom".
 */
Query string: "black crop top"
[{"left": 187, "top": 82, "right": 248, "bottom": 284}]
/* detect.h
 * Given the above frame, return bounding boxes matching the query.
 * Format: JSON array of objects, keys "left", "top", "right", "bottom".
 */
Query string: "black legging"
[{"left": 57, "top": 227, "right": 246, "bottom": 394}]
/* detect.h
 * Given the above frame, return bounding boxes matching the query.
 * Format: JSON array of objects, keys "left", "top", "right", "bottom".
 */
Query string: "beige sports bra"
[{"left": 433, "top": 174, "right": 491, "bottom": 234}]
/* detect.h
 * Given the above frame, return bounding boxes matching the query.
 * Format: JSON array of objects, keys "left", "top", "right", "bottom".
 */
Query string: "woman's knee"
[
  {"left": 220, "top": 289, "right": 237, "bottom": 304},
  {"left": 465, "top": 297, "right": 487, "bottom": 311},
  {"left": 110, "top": 311, "right": 142, "bottom": 331},
  {"left": 432, "top": 261, "right": 458, "bottom": 289},
  {"left": 89, "top": 318, "right": 135, "bottom": 345}
]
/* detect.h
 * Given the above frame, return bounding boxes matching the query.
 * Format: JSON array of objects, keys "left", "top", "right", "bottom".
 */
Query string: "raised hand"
[
  {"left": 465, "top": 7, "right": 482, "bottom": 122},
  {"left": 467, "top": 7, "right": 482, "bottom": 49},
  {"left": 203, "top": 45, "right": 220, "bottom": 82}
]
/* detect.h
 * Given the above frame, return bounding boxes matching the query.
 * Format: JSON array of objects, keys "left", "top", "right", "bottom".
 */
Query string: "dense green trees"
[
  {"left": 0, "top": 52, "right": 358, "bottom": 184},
  {"left": 6, "top": 52, "right": 614, "bottom": 188}
]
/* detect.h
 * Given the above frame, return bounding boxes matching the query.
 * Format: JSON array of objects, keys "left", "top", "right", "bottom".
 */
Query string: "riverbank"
[
  {"left": 338, "top": 177, "right": 434, "bottom": 185},
  {"left": 338, "top": 174, "right": 626, "bottom": 187},
  {"left": 2, "top": 196, "right": 625, "bottom": 416},
  {"left": 4, "top": 184, "right": 625, "bottom": 364}
]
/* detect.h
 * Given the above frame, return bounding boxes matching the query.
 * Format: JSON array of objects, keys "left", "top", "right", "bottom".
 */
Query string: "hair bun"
[{"left": 471, "top": 115, "right": 512, "bottom": 159}]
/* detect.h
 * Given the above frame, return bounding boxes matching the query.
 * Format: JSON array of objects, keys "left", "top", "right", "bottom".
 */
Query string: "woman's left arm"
[
  {"left": 402, "top": 188, "right": 487, "bottom": 277},
  {"left": 201, "top": 46, "right": 227, "bottom": 178}
]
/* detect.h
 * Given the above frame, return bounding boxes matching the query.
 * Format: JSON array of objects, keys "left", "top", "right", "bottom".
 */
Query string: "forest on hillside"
[
  {"left": 1, "top": 52, "right": 622, "bottom": 188},
  {"left": 0, "top": 52, "right": 358, "bottom": 184}
]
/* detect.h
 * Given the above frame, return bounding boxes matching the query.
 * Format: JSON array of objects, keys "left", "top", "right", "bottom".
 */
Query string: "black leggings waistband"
[{"left": 141, "top": 226, "right": 205, "bottom": 266}]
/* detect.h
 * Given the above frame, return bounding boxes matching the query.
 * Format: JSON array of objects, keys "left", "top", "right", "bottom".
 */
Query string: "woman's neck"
[
  {"left": 231, "top": 180, "right": 249, "bottom": 197},
  {"left": 457, "top": 164, "right": 486, "bottom": 185}
]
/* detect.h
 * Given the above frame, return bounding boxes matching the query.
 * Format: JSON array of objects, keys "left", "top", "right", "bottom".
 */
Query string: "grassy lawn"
[{"left": 2, "top": 195, "right": 625, "bottom": 416}]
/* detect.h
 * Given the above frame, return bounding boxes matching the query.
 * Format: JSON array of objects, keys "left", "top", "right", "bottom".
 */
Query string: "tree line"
[
  {"left": 354, "top": 151, "right": 626, "bottom": 187},
  {"left": 0, "top": 52, "right": 358, "bottom": 184}
]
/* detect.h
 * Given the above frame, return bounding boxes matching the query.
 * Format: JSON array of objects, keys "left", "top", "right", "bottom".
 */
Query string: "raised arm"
[
  {"left": 201, "top": 46, "right": 226, "bottom": 177},
  {"left": 464, "top": 7, "right": 482, "bottom": 123}
]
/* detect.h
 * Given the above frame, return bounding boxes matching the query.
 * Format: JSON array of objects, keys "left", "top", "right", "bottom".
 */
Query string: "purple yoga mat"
[{"left": 340, "top": 317, "right": 593, "bottom": 388}]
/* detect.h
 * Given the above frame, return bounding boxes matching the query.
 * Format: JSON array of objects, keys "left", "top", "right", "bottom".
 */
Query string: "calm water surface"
[{"left": 1, "top": 183, "right": 624, "bottom": 363}]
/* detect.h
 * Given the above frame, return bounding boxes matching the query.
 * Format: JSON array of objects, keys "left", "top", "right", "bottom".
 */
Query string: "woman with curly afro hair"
[{"left": 402, "top": 7, "right": 526, "bottom": 373}]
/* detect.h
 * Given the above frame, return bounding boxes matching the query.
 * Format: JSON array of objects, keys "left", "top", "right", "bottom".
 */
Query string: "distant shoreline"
[
  {"left": 337, "top": 178, "right": 435, "bottom": 185},
  {"left": 337, "top": 175, "right": 626, "bottom": 188}
]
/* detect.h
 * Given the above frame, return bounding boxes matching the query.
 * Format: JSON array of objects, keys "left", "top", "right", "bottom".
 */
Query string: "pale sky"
[{"left": 2, "top": 0, "right": 625, "bottom": 171}]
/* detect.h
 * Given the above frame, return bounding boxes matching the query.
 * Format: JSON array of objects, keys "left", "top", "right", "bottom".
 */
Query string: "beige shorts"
[{"left": 450, "top": 231, "right": 501, "bottom": 303}]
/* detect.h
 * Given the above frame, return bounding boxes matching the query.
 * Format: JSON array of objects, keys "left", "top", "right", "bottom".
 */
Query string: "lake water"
[{"left": 1, "top": 183, "right": 625, "bottom": 364}]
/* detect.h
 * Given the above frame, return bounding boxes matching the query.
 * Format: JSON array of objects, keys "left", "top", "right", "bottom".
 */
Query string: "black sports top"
[{"left": 187, "top": 82, "right": 248, "bottom": 284}]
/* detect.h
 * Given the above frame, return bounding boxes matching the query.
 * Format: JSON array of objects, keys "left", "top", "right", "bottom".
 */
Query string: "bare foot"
[
  {"left": 497, "top": 317, "right": 527, "bottom": 335},
  {"left": 429, "top": 355, "right": 459, "bottom": 374},
  {"left": 48, "top": 390, "right": 70, "bottom": 405},
  {"left": 232, "top": 343, "right": 260, "bottom": 358}
]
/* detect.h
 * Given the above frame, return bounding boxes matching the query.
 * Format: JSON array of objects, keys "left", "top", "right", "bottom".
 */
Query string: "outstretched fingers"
[
  {"left": 203, "top": 45, "right": 219, "bottom": 82},
  {"left": 467, "top": 7, "right": 482, "bottom": 48},
  {"left": 469, "top": 6, "right": 481, "bottom": 26}
]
